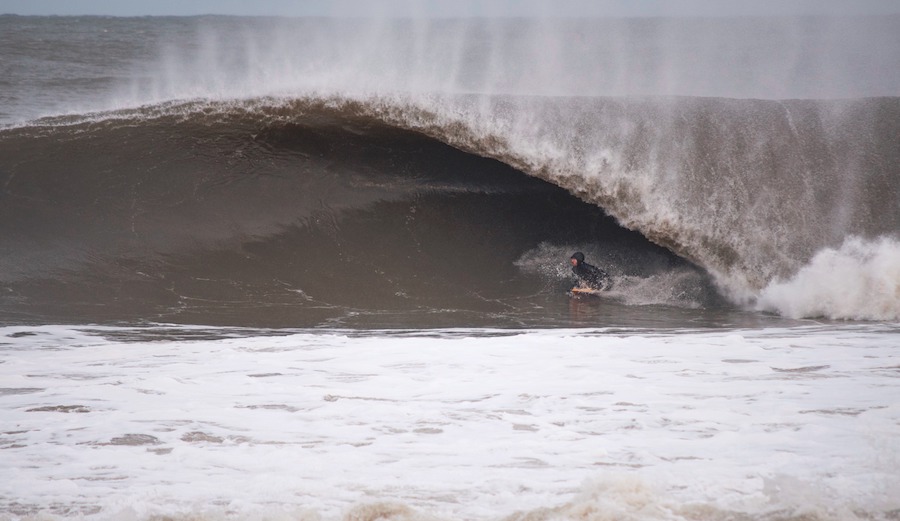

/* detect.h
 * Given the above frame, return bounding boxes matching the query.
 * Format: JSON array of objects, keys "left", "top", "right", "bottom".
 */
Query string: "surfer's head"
[{"left": 570, "top": 252, "right": 584, "bottom": 266}]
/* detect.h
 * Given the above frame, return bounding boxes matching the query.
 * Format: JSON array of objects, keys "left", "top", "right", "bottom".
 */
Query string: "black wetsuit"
[{"left": 572, "top": 258, "right": 611, "bottom": 290}]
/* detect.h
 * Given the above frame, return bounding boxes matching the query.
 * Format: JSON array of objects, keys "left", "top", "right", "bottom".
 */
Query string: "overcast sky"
[{"left": 2, "top": 0, "right": 900, "bottom": 18}]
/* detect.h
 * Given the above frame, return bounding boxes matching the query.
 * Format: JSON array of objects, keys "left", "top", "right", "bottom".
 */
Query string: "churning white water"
[{"left": 2, "top": 324, "right": 898, "bottom": 520}]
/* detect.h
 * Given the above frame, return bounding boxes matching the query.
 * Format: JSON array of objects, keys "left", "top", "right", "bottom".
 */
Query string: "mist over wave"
[
  {"left": 4, "top": 14, "right": 900, "bottom": 124},
  {"left": 120, "top": 15, "right": 900, "bottom": 104}
]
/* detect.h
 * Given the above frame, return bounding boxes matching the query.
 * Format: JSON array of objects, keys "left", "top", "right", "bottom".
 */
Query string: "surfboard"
[{"left": 570, "top": 287, "right": 604, "bottom": 296}]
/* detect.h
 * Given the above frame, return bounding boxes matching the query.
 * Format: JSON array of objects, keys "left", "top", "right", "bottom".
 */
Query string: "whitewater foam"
[
  {"left": 1, "top": 324, "right": 898, "bottom": 520},
  {"left": 757, "top": 236, "right": 900, "bottom": 321}
]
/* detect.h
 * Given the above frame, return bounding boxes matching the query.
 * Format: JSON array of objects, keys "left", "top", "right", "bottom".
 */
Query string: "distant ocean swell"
[{"left": 1, "top": 93, "right": 898, "bottom": 322}]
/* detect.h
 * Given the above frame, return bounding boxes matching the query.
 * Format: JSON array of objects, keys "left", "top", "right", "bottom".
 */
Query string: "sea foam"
[
  {"left": 757, "top": 236, "right": 900, "bottom": 321},
  {"left": 2, "top": 324, "right": 898, "bottom": 520}
]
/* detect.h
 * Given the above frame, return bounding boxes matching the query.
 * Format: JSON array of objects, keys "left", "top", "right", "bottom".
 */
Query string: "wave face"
[
  {"left": 1, "top": 100, "right": 713, "bottom": 326},
  {"left": 1, "top": 15, "right": 898, "bottom": 324}
]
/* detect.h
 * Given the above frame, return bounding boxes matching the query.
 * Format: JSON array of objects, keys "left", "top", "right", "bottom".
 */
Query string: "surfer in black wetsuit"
[{"left": 570, "top": 252, "right": 611, "bottom": 291}]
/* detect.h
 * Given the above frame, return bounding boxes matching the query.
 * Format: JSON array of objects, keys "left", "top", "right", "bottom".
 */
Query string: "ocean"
[{"left": 0, "top": 13, "right": 899, "bottom": 521}]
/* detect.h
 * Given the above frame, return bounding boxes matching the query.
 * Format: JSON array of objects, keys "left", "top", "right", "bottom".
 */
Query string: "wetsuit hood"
[{"left": 570, "top": 252, "right": 585, "bottom": 264}]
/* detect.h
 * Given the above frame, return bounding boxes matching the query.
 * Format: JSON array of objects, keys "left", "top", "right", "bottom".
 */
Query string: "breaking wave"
[{"left": 1, "top": 93, "right": 898, "bottom": 323}]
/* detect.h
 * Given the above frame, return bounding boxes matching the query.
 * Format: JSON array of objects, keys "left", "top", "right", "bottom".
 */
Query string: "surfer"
[{"left": 570, "top": 252, "right": 611, "bottom": 291}]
